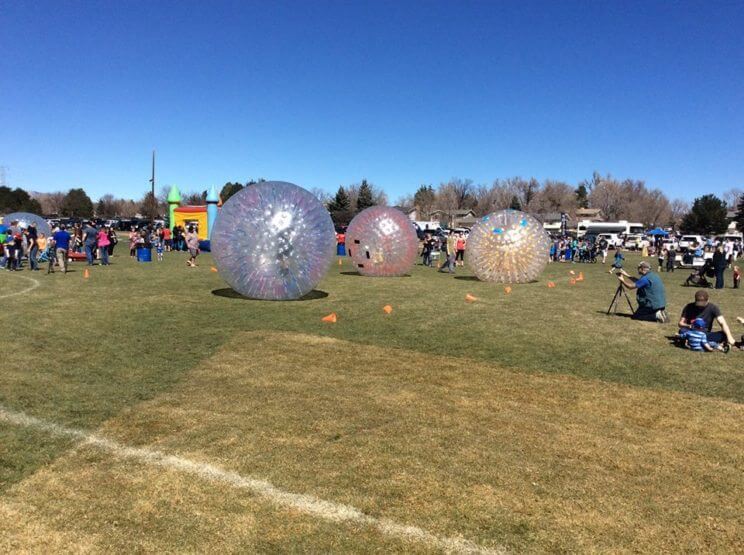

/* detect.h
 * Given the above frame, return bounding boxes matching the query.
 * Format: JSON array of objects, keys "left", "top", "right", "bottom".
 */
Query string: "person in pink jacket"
[{"left": 97, "top": 227, "right": 111, "bottom": 266}]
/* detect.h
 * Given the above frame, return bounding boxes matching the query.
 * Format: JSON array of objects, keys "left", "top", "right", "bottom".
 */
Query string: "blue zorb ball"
[{"left": 211, "top": 181, "right": 336, "bottom": 300}]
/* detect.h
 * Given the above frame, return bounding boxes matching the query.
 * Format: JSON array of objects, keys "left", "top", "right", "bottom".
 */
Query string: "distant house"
[
  {"left": 430, "top": 209, "right": 478, "bottom": 229},
  {"left": 392, "top": 206, "right": 418, "bottom": 221},
  {"left": 535, "top": 211, "right": 572, "bottom": 234},
  {"left": 574, "top": 208, "right": 603, "bottom": 222},
  {"left": 726, "top": 210, "right": 738, "bottom": 232}
]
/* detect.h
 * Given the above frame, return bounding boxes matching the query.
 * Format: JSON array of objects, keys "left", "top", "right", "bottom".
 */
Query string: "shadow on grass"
[
  {"left": 596, "top": 310, "right": 633, "bottom": 319},
  {"left": 453, "top": 276, "right": 479, "bottom": 281},
  {"left": 211, "top": 288, "right": 329, "bottom": 301},
  {"left": 340, "top": 272, "right": 411, "bottom": 278}
]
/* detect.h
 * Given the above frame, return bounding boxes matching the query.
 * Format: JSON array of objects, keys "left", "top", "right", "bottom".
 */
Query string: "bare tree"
[
  {"left": 534, "top": 180, "right": 576, "bottom": 214},
  {"left": 722, "top": 188, "right": 743, "bottom": 209}
]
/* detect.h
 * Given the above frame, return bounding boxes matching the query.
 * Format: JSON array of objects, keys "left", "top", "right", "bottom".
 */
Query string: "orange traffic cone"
[
  {"left": 338, "top": 258, "right": 343, "bottom": 266},
  {"left": 569, "top": 278, "right": 577, "bottom": 285},
  {"left": 504, "top": 286, "right": 512, "bottom": 294},
  {"left": 547, "top": 281, "right": 556, "bottom": 288},
  {"left": 83, "top": 268, "right": 90, "bottom": 279},
  {"left": 576, "top": 272, "right": 584, "bottom": 282},
  {"left": 321, "top": 312, "right": 337, "bottom": 323},
  {"left": 383, "top": 305, "right": 393, "bottom": 314},
  {"left": 465, "top": 293, "right": 478, "bottom": 303},
  {"left": 210, "top": 266, "right": 219, "bottom": 272}
]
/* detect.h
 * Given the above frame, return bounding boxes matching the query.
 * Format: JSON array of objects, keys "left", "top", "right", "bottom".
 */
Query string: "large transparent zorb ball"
[
  {"left": 2, "top": 212, "right": 51, "bottom": 237},
  {"left": 466, "top": 210, "right": 550, "bottom": 283},
  {"left": 346, "top": 206, "right": 418, "bottom": 276},
  {"left": 211, "top": 181, "right": 336, "bottom": 300}
]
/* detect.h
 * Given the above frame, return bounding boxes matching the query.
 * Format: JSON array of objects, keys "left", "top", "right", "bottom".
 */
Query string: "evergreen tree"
[
  {"left": 575, "top": 184, "right": 589, "bottom": 208},
  {"left": 220, "top": 182, "right": 244, "bottom": 202},
  {"left": 328, "top": 186, "right": 351, "bottom": 225},
  {"left": 680, "top": 194, "right": 728, "bottom": 234},
  {"left": 60, "top": 188, "right": 94, "bottom": 218},
  {"left": 736, "top": 193, "right": 744, "bottom": 229},
  {"left": 356, "top": 179, "right": 375, "bottom": 212},
  {"left": 413, "top": 185, "right": 436, "bottom": 218},
  {"left": 509, "top": 195, "right": 522, "bottom": 210},
  {"left": 0, "top": 186, "right": 43, "bottom": 214}
]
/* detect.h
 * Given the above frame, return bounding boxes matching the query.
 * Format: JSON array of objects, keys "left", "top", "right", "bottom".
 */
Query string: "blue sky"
[{"left": 1, "top": 0, "right": 742, "bottom": 202}]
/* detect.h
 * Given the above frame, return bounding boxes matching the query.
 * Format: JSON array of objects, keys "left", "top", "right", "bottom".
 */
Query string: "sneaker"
[{"left": 655, "top": 309, "right": 669, "bottom": 323}]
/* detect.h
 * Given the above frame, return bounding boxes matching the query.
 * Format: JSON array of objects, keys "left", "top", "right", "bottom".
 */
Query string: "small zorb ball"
[
  {"left": 211, "top": 181, "right": 336, "bottom": 300},
  {"left": 346, "top": 206, "right": 419, "bottom": 276},
  {"left": 466, "top": 209, "right": 550, "bottom": 283}
]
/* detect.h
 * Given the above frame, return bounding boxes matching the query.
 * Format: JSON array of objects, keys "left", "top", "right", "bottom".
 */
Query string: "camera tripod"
[{"left": 607, "top": 283, "right": 635, "bottom": 315}]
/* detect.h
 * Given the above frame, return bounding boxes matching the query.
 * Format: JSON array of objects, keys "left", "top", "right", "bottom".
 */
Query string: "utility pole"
[{"left": 149, "top": 150, "right": 155, "bottom": 222}]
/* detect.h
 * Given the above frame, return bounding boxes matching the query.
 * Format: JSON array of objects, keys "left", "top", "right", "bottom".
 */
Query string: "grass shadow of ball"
[
  {"left": 340, "top": 271, "right": 411, "bottom": 278},
  {"left": 211, "top": 288, "right": 329, "bottom": 301},
  {"left": 453, "top": 276, "right": 480, "bottom": 281}
]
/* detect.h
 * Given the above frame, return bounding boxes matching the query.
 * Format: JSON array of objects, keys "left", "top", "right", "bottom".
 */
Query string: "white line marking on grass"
[
  {"left": 0, "top": 405, "right": 504, "bottom": 554},
  {"left": 0, "top": 275, "right": 40, "bottom": 299}
]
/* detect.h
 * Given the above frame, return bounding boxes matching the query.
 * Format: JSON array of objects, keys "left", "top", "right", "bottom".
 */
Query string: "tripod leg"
[
  {"left": 607, "top": 286, "right": 621, "bottom": 315},
  {"left": 623, "top": 288, "right": 635, "bottom": 313}
]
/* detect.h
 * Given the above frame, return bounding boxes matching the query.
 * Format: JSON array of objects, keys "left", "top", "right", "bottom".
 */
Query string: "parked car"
[
  {"left": 596, "top": 233, "right": 623, "bottom": 248},
  {"left": 623, "top": 234, "right": 645, "bottom": 250},
  {"left": 678, "top": 235, "right": 705, "bottom": 249}
]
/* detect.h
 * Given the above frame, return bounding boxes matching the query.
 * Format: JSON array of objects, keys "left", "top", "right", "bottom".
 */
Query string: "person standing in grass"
[
  {"left": 712, "top": 246, "right": 726, "bottom": 289},
  {"left": 97, "top": 226, "right": 111, "bottom": 266},
  {"left": 83, "top": 220, "right": 98, "bottom": 265},
  {"left": 185, "top": 226, "right": 200, "bottom": 267},
  {"left": 52, "top": 224, "right": 71, "bottom": 274},
  {"left": 421, "top": 233, "right": 434, "bottom": 266},
  {"left": 129, "top": 227, "right": 138, "bottom": 257},
  {"left": 107, "top": 227, "right": 118, "bottom": 257},
  {"left": 455, "top": 232, "right": 466, "bottom": 267}
]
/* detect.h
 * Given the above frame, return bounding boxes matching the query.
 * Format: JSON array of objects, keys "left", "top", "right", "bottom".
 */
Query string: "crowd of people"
[{"left": 1, "top": 219, "right": 203, "bottom": 272}]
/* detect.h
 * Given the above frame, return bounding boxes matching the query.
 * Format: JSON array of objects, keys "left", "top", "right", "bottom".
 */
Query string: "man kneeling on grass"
[
  {"left": 677, "top": 289, "right": 737, "bottom": 348},
  {"left": 685, "top": 318, "right": 728, "bottom": 352},
  {"left": 616, "top": 261, "right": 669, "bottom": 323}
]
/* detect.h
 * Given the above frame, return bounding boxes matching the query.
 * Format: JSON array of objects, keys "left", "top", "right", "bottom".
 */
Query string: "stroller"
[{"left": 684, "top": 259, "right": 714, "bottom": 287}]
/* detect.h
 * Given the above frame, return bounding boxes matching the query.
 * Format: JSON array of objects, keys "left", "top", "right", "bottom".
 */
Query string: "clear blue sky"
[{"left": 2, "top": 0, "right": 743, "bottom": 202}]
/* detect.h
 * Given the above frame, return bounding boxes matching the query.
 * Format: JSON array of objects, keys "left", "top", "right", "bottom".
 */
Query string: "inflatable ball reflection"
[
  {"left": 211, "top": 181, "right": 336, "bottom": 300},
  {"left": 346, "top": 206, "right": 418, "bottom": 276},
  {"left": 1, "top": 212, "right": 51, "bottom": 237},
  {"left": 466, "top": 210, "right": 550, "bottom": 283}
]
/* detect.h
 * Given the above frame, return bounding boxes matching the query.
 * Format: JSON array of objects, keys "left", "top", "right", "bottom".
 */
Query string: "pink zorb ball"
[{"left": 346, "top": 206, "right": 418, "bottom": 276}]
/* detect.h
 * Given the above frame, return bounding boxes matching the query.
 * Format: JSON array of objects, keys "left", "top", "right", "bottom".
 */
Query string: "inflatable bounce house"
[{"left": 167, "top": 184, "right": 221, "bottom": 251}]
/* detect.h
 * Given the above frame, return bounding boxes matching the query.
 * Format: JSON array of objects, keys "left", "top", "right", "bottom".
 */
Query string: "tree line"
[{"left": 2, "top": 174, "right": 742, "bottom": 234}]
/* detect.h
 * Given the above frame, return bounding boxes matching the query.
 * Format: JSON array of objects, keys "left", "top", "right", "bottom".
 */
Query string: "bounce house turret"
[
  {"left": 206, "top": 185, "right": 219, "bottom": 239},
  {"left": 167, "top": 185, "right": 181, "bottom": 229}
]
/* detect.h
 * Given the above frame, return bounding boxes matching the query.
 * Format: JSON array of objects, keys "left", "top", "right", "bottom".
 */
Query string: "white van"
[{"left": 596, "top": 233, "right": 623, "bottom": 248}]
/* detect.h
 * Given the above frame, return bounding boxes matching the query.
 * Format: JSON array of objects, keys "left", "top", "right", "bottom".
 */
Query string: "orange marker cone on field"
[
  {"left": 504, "top": 286, "right": 512, "bottom": 294},
  {"left": 383, "top": 305, "right": 393, "bottom": 314},
  {"left": 322, "top": 312, "right": 337, "bottom": 323},
  {"left": 338, "top": 258, "right": 343, "bottom": 266},
  {"left": 576, "top": 272, "right": 584, "bottom": 282},
  {"left": 210, "top": 266, "right": 218, "bottom": 272},
  {"left": 83, "top": 268, "right": 90, "bottom": 279},
  {"left": 547, "top": 281, "right": 556, "bottom": 288},
  {"left": 569, "top": 278, "right": 577, "bottom": 285},
  {"left": 465, "top": 293, "right": 478, "bottom": 303}
]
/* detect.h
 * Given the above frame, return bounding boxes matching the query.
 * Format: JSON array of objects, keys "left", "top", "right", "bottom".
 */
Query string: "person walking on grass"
[
  {"left": 185, "top": 226, "right": 200, "bottom": 267},
  {"left": 83, "top": 220, "right": 98, "bottom": 265},
  {"left": 52, "top": 224, "right": 71, "bottom": 274},
  {"left": 712, "top": 245, "right": 726, "bottom": 289},
  {"left": 107, "top": 227, "right": 118, "bottom": 257},
  {"left": 438, "top": 232, "right": 457, "bottom": 274}
]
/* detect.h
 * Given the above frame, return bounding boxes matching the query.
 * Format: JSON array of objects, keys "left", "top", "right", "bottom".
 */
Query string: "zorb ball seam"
[
  {"left": 211, "top": 181, "right": 336, "bottom": 300},
  {"left": 346, "top": 206, "right": 418, "bottom": 277},
  {"left": 466, "top": 209, "right": 550, "bottom": 283}
]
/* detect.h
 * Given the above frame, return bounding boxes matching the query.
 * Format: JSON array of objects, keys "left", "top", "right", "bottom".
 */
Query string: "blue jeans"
[
  {"left": 100, "top": 246, "right": 109, "bottom": 265},
  {"left": 85, "top": 243, "right": 95, "bottom": 265},
  {"left": 679, "top": 328, "right": 726, "bottom": 343},
  {"left": 29, "top": 245, "right": 39, "bottom": 270}
]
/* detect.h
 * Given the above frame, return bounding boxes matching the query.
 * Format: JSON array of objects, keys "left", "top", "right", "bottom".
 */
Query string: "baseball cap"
[
  {"left": 638, "top": 261, "right": 651, "bottom": 270},
  {"left": 692, "top": 318, "right": 706, "bottom": 330}
]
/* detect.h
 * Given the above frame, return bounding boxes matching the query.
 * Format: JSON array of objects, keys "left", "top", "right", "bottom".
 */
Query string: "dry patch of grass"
[{"left": 1, "top": 331, "right": 742, "bottom": 552}]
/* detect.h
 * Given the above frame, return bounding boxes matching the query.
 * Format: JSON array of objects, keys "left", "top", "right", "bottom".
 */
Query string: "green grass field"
[{"left": 1, "top": 250, "right": 742, "bottom": 552}]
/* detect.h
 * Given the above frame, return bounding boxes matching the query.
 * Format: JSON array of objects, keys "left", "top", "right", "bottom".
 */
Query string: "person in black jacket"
[{"left": 712, "top": 246, "right": 727, "bottom": 289}]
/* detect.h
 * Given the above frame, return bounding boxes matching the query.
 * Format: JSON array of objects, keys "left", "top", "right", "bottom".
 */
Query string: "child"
[
  {"left": 686, "top": 318, "right": 726, "bottom": 352},
  {"left": 46, "top": 236, "right": 56, "bottom": 273},
  {"left": 609, "top": 247, "right": 625, "bottom": 274},
  {"left": 658, "top": 248, "right": 666, "bottom": 272},
  {"left": 733, "top": 265, "right": 741, "bottom": 289},
  {"left": 156, "top": 236, "right": 164, "bottom": 262}
]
